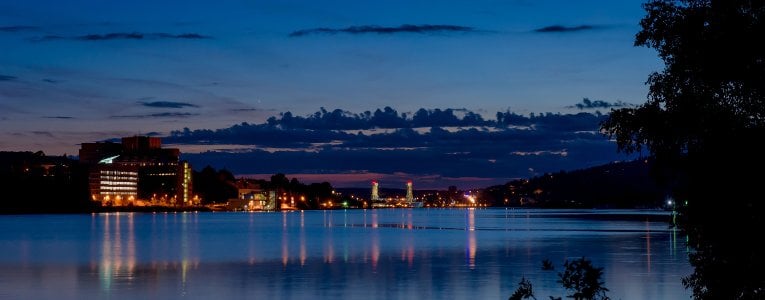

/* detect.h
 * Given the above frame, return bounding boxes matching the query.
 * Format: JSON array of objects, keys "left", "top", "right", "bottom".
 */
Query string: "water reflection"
[
  {"left": 371, "top": 211, "right": 380, "bottom": 270},
  {"left": 97, "top": 213, "right": 136, "bottom": 292},
  {"left": 0, "top": 209, "right": 692, "bottom": 300},
  {"left": 645, "top": 220, "right": 652, "bottom": 273},
  {"left": 466, "top": 208, "right": 477, "bottom": 269},
  {"left": 300, "top": 211, "right": 306, "bottom": 266},
  {"left": 282, "top": 212, "right": 289, "bottom": 266}
]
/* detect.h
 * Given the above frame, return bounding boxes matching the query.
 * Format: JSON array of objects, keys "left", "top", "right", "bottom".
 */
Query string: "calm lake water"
[{"left": 0, "top": 209, "right": 691, "bottom": 299}]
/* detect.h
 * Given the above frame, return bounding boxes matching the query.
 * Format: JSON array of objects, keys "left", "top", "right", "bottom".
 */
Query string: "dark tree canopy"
[
  {"left": 603, "top": 0, "right": 765, "bottom": 160},
  {"left": 602, "top": 1, "right": 765, "bottom": 299}
]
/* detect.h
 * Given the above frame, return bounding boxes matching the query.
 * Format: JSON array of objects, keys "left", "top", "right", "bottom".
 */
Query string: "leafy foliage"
[
  {"left": 510, "top": 258, "right": 608, "bottom": 300},
  {"left": 601, "top": 1, "right": 765, "bottom": 298},
  {"left": 508, "top": 277, "right": 537, "bottom": 300},
  {"left": 542, "top": 259, "right": 555, "bottom": 271},
  {"left": 557, "top": 258, "right": 609, "bottom": 300},
  {"left": 192, "top": 165, "right": 237, "bottom": 204}
]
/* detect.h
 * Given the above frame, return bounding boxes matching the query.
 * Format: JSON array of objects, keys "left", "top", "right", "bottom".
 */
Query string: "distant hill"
[{"left": 482, "top": 159, "right": 666, "bottom": 208}]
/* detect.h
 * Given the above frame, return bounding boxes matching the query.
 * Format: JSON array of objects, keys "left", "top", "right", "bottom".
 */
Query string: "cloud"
[
  {"left": 155, "top": 107, "right": 634, "bottom": 188},
  {"left": 32, "top": 131, "right": 54, "bottom": 137},
  {"left": 534, "top": 25, "right": 597, "bottom": 33},
  {"left": 0, "top": 75, "right": 17, "bottom": 81},
  {"left": 35, "top": 32, "right": 211, "bottom": 41},
  {"left": 112, "top": 112, "right": 198, "bottom": 118},
  {"left": 289, "top": 24, "right": 477, "bottom": 37},
  {"left": 42, "top": 78, "right": 59, "bottom": 83},
  {"left": 231, "top": 108, "right": 263, "bottom": 112},
  {"left": 139, "top": 101, "right": 199, "bottom": 109},
  {"left": 42, "top": 116, "right": 74, "bottom": 119},
  {"left": 568, "top": 98, "right": 631, "bottom": 110},
  {"left": 0, "top": 26, "right": 40, "bottom": 32}
]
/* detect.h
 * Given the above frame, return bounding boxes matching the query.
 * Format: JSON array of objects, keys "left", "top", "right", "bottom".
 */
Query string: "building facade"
[{"left": 80, "top": 136, "right": 195, "bottom": 207}]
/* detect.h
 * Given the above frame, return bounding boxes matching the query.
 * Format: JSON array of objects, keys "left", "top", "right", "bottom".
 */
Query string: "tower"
[
  {"left": 406, "top": 180, "right": 413, "bottom": 203},
  {"left": 371, "top": 180, "right": 380, "bottom": 201}
]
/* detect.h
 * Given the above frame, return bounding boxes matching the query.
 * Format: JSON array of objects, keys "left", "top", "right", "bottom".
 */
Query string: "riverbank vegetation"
[{"left": 601, "top": 0, "right": 765, "bottom": 298}]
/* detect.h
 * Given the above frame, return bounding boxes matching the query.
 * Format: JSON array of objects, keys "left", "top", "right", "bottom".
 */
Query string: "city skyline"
[{"left": 1, "top": 0, "right": 657, "bottom": 188}]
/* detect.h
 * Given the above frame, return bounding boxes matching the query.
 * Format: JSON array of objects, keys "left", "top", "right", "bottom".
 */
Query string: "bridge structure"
[{"left": 370, "top": 180, "right": 421, "bottom": 207}]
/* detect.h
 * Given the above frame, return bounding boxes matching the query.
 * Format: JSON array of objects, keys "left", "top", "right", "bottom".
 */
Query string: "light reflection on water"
[{"left": 0, "top": 209, "right": 691, "bottom": 299}]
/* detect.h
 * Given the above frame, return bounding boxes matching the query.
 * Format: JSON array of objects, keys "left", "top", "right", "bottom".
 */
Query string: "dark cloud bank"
[
  {"left": 568, "top": 98, "right": 631, "bottom": 110},
  {"left": 0, "top": 26, "right": 40, "bottom": 32},
  {"left": 113, "top": 112, "right": 198, "bottom": 119},
  {"left": 167, "top": 107, "right": 635, "bottom": 185},
  {"left": 36, "top": 32, "right": 210, "bottom": 41},
  {"left": 534, "top": 25, "right": 597, "bottom": 33},
  {"left": 139, "top": 101, "right": 199, "bottom": 109},
  {"left": 290, "top": 24, "right": 477, "bottom": 37},
  {"left": 0, "top": 75, "right": 17, "bottom": 81}
]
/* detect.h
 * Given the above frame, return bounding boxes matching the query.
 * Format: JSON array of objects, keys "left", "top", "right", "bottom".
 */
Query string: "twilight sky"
[{"left": 0, "top": 0, "right": 660, "bottom": 188}]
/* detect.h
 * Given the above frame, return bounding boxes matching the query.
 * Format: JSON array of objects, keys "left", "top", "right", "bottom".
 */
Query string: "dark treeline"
[
  {"left": 193, "top": 166, "right": 238, "bottom": 203},
  {"left": 192, "top": 166, "right": 349, "bottom": 209},
  {"left": 0, "top": 151, "right": 93, "bottom": 213},
  {"left": 483, "top": 159, "right": 664, "bottom": 208}
]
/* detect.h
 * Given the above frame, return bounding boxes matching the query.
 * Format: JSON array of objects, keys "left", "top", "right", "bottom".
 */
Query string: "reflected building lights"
[
  {"left": 99, "top": 213, "right": 136, "bottom": 293},
  {"left": 282, "top": 212, "right": 289, "bottom": 266},
  {"left": 324, "top": 235, "right": 334, "bottom": 264},
  {"left": 371, "top": 230, "right": 380, "bottom": 270},
  {"left": 180, "top": 212, "right": 197, "bottom": 288},
  {"left": 645, "top": 220, "right": 652, "bottom": 273},
  {"left": 406, "top": 243, "right": 415, "bottom": 268},
  {"left": 466, "top": 208, "right": 476, "bottom": 269},
  {"left": 300, "top": 211, "right": 306, "bottom": 266},
  {"left": 248, "top": 213, "right": 257, "bottom": 264}
]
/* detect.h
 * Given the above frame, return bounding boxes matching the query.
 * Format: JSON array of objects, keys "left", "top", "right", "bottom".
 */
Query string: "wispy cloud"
[
  {"left": 139, "top": 101, "right": 199, "bottom": 109},
  {"left": 35, "top": 32, "right": 211, "bottom": 41},
  {"left": 112, "top": 112, "right": 198, "bottom": 119},
  {"left": 0, "top": 25, "right": 40, "bottom": 32},
  {"left": 289, "top": 24, "right": 478, "bottom": 37},
  {"left": 534, "top": 25, "right": 597, "bottom": 33},
  {"left": 231, "top": 108, "right": 262, "bottom": 112},
  {"left": 42, "top": 116, "right": 74, "bottom": 119},
  {"left": 32, "top": 131, "right": 54, "bottom": 137},
  {"left": 567, "top": 98, "right": 631, "bottom": 110},
  {"left": 0, "top": 75, "right": 17, "bottom": 81}
]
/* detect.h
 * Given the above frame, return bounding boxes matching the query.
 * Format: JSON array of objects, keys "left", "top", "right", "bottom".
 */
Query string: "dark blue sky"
[{"left": 0, "top": 0, "right": 657, "bottom": 188}]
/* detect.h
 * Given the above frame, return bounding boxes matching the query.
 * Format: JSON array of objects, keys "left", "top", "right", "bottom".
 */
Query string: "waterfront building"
[
  {"left": 80, "top": 136, "right": 194, "bottom": 207},
  {"left": 229, "top": 179, "right": 270, "bottom": 210}
]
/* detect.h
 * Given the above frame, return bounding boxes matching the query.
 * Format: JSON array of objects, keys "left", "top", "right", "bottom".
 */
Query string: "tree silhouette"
[
  {"left": 509, "top": 258, "right": 608, "bottom": 300},
  {"left": 557, "top": 258, "right": 609, "bottom": 300},
  {"left": 601, "top": 1, "right": 765, "bottom": 298},
  {"left": 508, "top": 277, "right": 536, "bottom": 300}
]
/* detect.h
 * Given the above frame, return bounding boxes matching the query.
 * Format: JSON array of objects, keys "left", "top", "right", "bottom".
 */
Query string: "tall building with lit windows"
[
  {"left": 80, "top": 136, "right": 194, "bottom": 207},
  {"left": 371, "top": 180, "right": 380, "bottom": 201}
]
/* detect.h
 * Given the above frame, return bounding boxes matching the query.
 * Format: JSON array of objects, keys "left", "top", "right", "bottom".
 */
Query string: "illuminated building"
[
  {"left": 405, "top": 180, "right": 413, "bottom": 203},
  {"left": 80, "top": 136, "right": 193, "bottom": 207},
  {"left": 371, "top": 180, "right": 380, "bottom": 201},
  {"left": 230, "top": 179, "right": 269, "bottom": 211}
]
